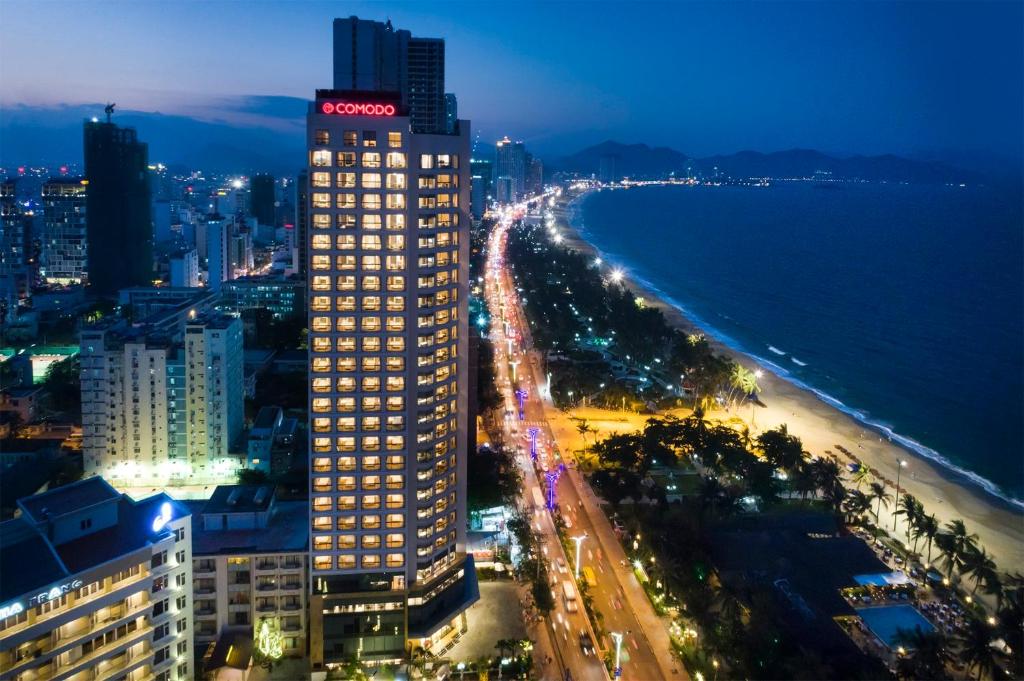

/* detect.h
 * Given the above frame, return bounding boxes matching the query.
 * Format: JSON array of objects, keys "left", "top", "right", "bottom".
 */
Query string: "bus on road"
[{"left": 582, "top": 566, "right": 597, "bottom": 588}]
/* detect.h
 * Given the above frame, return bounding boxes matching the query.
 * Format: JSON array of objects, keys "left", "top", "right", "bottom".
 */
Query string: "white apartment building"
[
  {"left": 190, "top": 486, "right": 308, "bottom": 659},
  {"left": 0, "top": 478, "right": 194, "bottom": 681},
  {"left": 169, "top": 250, "right": 199, "bottom": 288},
  {"left": 305, "top": 90, "right": 477, "bottom": 667},
  {"left": 80, "top": 313, "right": 244, "bottom": 487}
]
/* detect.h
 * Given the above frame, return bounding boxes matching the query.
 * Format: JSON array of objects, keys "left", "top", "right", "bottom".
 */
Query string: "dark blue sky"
[{"left": 1, "top": 1, "right": 1020, "bottom": 159}]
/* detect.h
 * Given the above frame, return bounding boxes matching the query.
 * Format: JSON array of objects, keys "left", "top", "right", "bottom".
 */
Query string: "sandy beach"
[{"left": 554, "top": 191, "right": 1024, "bottom": 575}]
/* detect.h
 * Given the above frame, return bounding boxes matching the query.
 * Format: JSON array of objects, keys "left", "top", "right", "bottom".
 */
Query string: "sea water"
[{"left": 577, "top": 182, "right": 1024, "bottom": 504}]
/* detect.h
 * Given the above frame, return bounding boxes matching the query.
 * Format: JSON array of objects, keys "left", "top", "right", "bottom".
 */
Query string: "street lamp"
[
  {"left": 572, "top": 534, "right": 586, "bottom": 579},
  {"left": 713, "top": 658, "right": 720, "bottom": 681},
  {"left": 610, "top": 631, "right": 624, "bottom": 678},
  {"left": 893, "top": 459, "right": 907, "bottom": 531}
]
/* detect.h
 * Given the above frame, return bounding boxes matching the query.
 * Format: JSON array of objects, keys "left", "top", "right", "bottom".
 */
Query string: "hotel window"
[
  {"left": 386, "top": 193, "right": 405, "bottom": 210},
  {"left": 338, "top": 496, "right": 357, "bottom": 511},
  {"left": 311, "top": 150, "right": 331, "bottom": 167},
  {"left": 336, "top": 171, "right": 356, "bottom": 188},
  {"left": 337, "top": 418, "right": 356, "bottom": 432},
  {"left": 337, "top": 337, "right": 356, "bottom": 352},
  {"left": 362, "top": 152, "right": 381, "bottom": 168},
  {"left": 337, "top": 436, "right": 356, "bottom": 452},
  {"left": 437, "top": 173, "right": 454, "bottom": 188},
  {"left": 362, "top": 376, "right": 381, "bottom": 392},
  {"left": 386, "top": 172, "right": 406, "bottom": 189},
  {"left": 338, "top": 535, "right": 356, "bottom": 549},
  {"left": 386, "top": 357, "right": 405, "bottom": 372},
  {"left": 338, "top": 555, "right": 356, "bottom": 569},
  {"left": 362, "top": 535, "right": 381, "bottom": 549},
  {"left": 362, "top": 173, "right": 382, "bottom": 189},
  {"left": 337, "top": 376, "right": 356, "bottom": 392},
  {"left": 361, "top": 234, "right": 382, "bottom": 251},
  {"left": 336, "top": 317, "right": 356, "bottom": 332},
  {"left": 315, "top": 129, "right": 330, "bottom": 145},
  {"left": 312, "top": 192, "right": 331, "bottom": 208},
  {"left": 313, "top": 535, "right": 332, "bottom": 550},
  {"left": 337, "top": 476, "right": 356, "bottom": 491},
  {"left": 313, "top": 556, "right": 332, "bottom": 571},
  {"left": 386, "top": 396, "right": 404, "bottom": 411},
  {"left": 386, "top": 336, "right": 405, "bottom": 351},
  {"left": 312, "top": 477, "right": 331, "bottom": 492},
  {"left": 313, "top": 516, "right": 332, "bottom": 531},
  {"left": 386, "top": 152, "right": 407, "bottom": 169},
  {"left": 385, "top": 235, "right": 405, "bottom": 252},
  {"left": 363, "top": 255, "right": 382, "bottom": 271},
  {"left": 363, "top": 131, "right": 377, "bottom": 147},
  {"left": 343, "top": 130, "right": 357, "bottom": 146},
  {"left": 337, "top": 295, "right": 356, "bottom": 311},
  {"left": 386, "top": 553, "right": 404, "bottom": 568},
  {"left": 387, "top": 275, "right": 405, "bottom": 291},
  {"left": 386, "top": 416, "right": 404, "bottom": 432},
  {"left": 362, "top": 336, "right": 382, "bottom": 352},
  {"left": 362, "top": 275, "right": 381, "bottom": 291},
  {"left": 388, "top": 132, "right": 403, "bottom": 148},
  {"left": 386, "top": 494, "right": 404, "bottom": 509},
  {"left": 313, "top": 214, "right": 331, "bottom": 229},
  {"left": 362, "top": 515, "right": 381, "bottom": 529},
  {"left": 312, "top": 171, "right": 331, "bottom": 187},
  {"left": 362, "top": 295, "right": 382, "bottom": 311},
  {"left": 436, "top": 194, "right": 451, "bottom": 208},
  {"left": 437, "top": 154, "right": 455, "bottom": 168},
  {"left": 337, "top": 456, "right": 357, "bottom": 471},
  {"left": 362, "top": 356, "right": 381, "bottom": 372},
  {"left": 311, "top": 255, "right": 330, "bottom": 271},
  {"left": 337, "top": 193, "right": 356, "bottom": 209},
  {"left": 363, "top": 436, "right": 381, "bottom": 452},
  {"left": 385, "top": 474, "right": 403, "bottom": 489},
  {"left": 418, "top": 276, "right": 435, "bottom": 289},
  {"left": 363, "top": 396, "right": 381, "bottom": 411},
  {"left": 313, "top": 458, "right": 331, "bottom": 473},
  {"left": 419, "top": 196, "right": 436, "bottom": 209},
  {"left": 362, "top": 555, "right": 382, "bottom": 569},
  {"left": 362, "top": 317, "right": 382, "bottom": 332},
  {"left": 338, "top": 152, "right": 357, "bottom": 167},
  {"left": 338, "top": 515, "right": 356, "bottom": 530},
  {"left": 364, "top": 455, "right": 381, "bottom": 470},
  {"left": 363, "top": 416, "right": 381, "bottom": 430},
  {"left": 337, "top": 397, "right": 356, "bottom": 412},
  {"left": 363, "top": 475, "right": 382, "bottom": 490},
  {"left": 312, "top": 296, "right": 331, "bottom": 313},
  {"left": 386, "top": 214, "right": 405, "bottom": 230},
  {"left": 362, "top": 194, "right": 382, "bottom": 210},
  {"left": 337, "top": 234, "right": 356, "bottom": 250},
  {"left": 312, "top": 234, "right": 331, "bottom": 250},
  {"left": 313, "top": 496, "right": 332, "bottom": 511},
  {"left": 386, "top": 513, "right": 404, "bottom": 528},
  {"left": 386, "top": 533, "right": 404, "bottom": 548},
  {"left": 336, "top": 255, "right": 356, "bottom": 270},
  {"left": 362, "top": 214, "right": 382, "bottom": 230},
  {"left": 418, "top": 175, "right": 436, "bottom": 189},
  {"left": 419, "top": 215, "right": 436, "bottom": 229},
  {"left": 337, "top": 214, "right": 356, "bottom": 229},
  {"left": 312, "top": 398, "right": 330, "bottom": 413},
  {"left": 311, "top": 377, "right": 331, "bottom": 393},
  {"left": 313, "top": 417, "right": 330, "bottom": 432},
  {"left": 363, "top": 495, "right": 381, "bottom": 510},
  {"left": 420, "top": 154, "right": 434, "bottom": 169},
  {"left": 386, "top": 317, "right": 405, "bottom": 332}
]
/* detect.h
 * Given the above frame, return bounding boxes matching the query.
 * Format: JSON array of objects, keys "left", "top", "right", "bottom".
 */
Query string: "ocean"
[{"left": 576, "top": 182, "right": 1024, "bottom": 504}]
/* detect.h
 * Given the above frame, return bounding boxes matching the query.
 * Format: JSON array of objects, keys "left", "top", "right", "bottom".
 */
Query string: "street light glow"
[{"left": 610, "top": 269, "right": 624, "bottom": 283}]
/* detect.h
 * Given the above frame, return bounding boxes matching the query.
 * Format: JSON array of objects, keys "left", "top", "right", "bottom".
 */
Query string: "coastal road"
[{"left": 485, "top": 200, "right": 683, "bottom": 681}]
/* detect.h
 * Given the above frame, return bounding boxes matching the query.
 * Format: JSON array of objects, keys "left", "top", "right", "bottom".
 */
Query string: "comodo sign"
[{"left": 321, "top": 102, "right": 397, "bottom": 116}]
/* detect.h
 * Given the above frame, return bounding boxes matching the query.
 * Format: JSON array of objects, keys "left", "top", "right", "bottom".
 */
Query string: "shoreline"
[{"left": 557, "top": 189, "right": 1024, "bottom": 572}]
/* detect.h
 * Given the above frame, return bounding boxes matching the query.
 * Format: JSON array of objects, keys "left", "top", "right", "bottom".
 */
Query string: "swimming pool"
[
  {"left": 857, "top": 605, "right": 935, "bottom": 648},
  {"left": 853, "top": 571, "right": 911, "bottom": 586}
]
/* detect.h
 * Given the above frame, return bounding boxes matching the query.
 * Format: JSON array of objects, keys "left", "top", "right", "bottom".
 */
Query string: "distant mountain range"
[
  {"left": 0, "top": 103, "right": 1001, "bottom": 185},
  {"left": 555, "top": 141, "right": 986, "bottom": 185}
]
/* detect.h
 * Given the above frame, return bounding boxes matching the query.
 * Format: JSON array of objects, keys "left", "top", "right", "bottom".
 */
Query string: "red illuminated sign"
[{"left": 321, "top": 101, "right": 397, "bottom": 116}]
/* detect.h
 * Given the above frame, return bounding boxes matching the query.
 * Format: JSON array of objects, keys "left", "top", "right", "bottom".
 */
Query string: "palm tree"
[
  {"left": 920, "top": 513, "right": 940, "bottom": 565},
  {"left": 895, "top": 493, "right": 922, "bottom": 547},
  {"left": 791, "top": 463, "right": 819, "bottom": 503},
  {"left": 893, "top": 627, "right": 954, "bottom": 680},
  {"left": 842, "top": 489, "right": 872, "bottom": 525},
  {"left": 868, "top": 481, "right": 892, "bottom": 524},
  {"left": 575, "top": 418, "right": 594, "bottom": 459},
  {"left": 938, "top": 519, "right": 979, "bottom": 580},
  {"left": 957, "top": 617, "right": 997, "bottom": 680},
  {"left": 850, "top": 464, "right": 873, "bottom": 489},
  {"left": 962, "top": 546, "right": 997, "bottom": 596}
]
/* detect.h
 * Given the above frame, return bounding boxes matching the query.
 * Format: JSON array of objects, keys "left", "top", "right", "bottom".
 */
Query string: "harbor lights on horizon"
[{"left": 572, "top": 534, "right": 587, "bottom": 578}]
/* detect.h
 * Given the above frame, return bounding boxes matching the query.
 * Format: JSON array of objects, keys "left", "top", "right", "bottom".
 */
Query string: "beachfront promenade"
[{"left": 486, "top": 199, "right": 686, "bottom": 681}]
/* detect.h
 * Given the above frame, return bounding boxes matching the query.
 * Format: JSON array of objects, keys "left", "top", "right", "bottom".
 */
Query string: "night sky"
[{"left": 1, "top": 1, "right": 1021, "bottom": 159}]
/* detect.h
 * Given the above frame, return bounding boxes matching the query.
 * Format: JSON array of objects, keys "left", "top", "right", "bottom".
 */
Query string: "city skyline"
[{"left": 1, "top": 1, "right": 1021, "bottom": 161}]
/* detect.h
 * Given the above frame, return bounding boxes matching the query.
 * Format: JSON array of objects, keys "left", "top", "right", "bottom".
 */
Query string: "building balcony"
[
  {"left": 280, "top": 582, "right": 302, "bottom": 592},
  {"left": 281, "top": 560, "right": 302, "bottom": 570},
  {"left": 281, "top": 602, "right": 301, "bottom": 611}
]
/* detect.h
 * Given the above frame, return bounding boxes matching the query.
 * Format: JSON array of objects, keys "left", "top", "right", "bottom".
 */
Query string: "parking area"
[{"left": 446, "top": 580, "right": 528, "bottom": 663}]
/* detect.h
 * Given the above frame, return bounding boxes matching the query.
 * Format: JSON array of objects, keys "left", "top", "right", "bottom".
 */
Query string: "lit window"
[
  {"left": 363, "top": 255, "right": 382, "bottom": 271},
  {"left": 385, "top": 494, "right": 404, "bottom": 509},
  {"left": 362, "top": 194, "right": 382, "bottom": 210},
  {"left": 337, "top": 476, "right": 356, "bottom": 491},
  {"left": 386, "top": 357, "right": 404, "bottom": 372},
  {"left": 362, "top": 555, "right": 382, "bottom": 569},
  {"left": 313, "top": 535, "right": 332, "bottom": 550},
  {"left": 363, "top": 336, "right": 382, "bottom": 352},
  {"left": 313, "top": 214, "right": 331, "bottom": 229},
  {"left": 311, "top": 255, "right": 330, "bottom": 271},
  {"left": 343, "top": 130, "right": 357, "bottom": 146},
  {"left": 363, "top": 131, "right": 377, "bottom": 147},
  {"left": 337, "top": 418, "right": 356, "bottom": 432},
  {"left": 362, "top": 152, "right": 381, "bottom": 168},
  {"left": 362, "top": 173, "right": 382, "bottom": 189},
  {"left": 386, "top": 396, "right": 404, "bottom": 411},
  {"left": 362, "top": 535, "right": 381, "bottom": 549},
  {"left": 362, "top": 376, "right": 381, "bottom": 392},
  {"left": 337, "top": 516, "right": 356, "bottom": 530},
  {"left": 338, "top": 555, "right": 356, "bottom": 569},
  {"left": 386, "top": 275, "right": 405, "bottom": 291},
  {"left": 362, "top": 317, "right": 382, "bottom": 332},
  {"left": 363, "top": 515, "right": 381, "bottom": 529},
  {"left": 386, "top": 553, "right": 404, "bottom": 568},
  {"left": 313, "top": 556, "right": 332, "bottom": 570},
  {"left": 386, "top": 173, "right": 406, "bottom": 189},
  {"left": 386, "top": 194, "right": 405, "bottom": 210},
  {"left": 338, "top": 152, "right": 356, "bottom": 167},
  {"left": 337, "top": 456, "right": 356, "bottom": 471},
  {"left": 338, "top": 535, "right": 356, "bottom": 549},
  {"left": 338, "top": 496, "right": 357, "bottom": 510},
  {"left": 362, "top": 214, "right": 382, "bottom": 230},
  {"left": 312, "top": 398, "right": 330, "bottom": 413},
  {"left": 386, "top": 235, "right": 405, "bottom": 251},
  {"left": 386, "top": 513, "right": 404, "bottom": 528},
  {"left": 362, "top": 396, "right": 381, "bottom": 411},
  {"left": 312, "top": 171, "right": 330, "bottom": 187},
  {"left": 364, "top": 456, "right": 381, "bottom": 470},
  {"left": 311, "top": 150, "right": 331, "bottom": 167},
  {"left": 363, "top": 495, "right": 381, "bottom": 510},
  {"left": 386, "top": 255, "right": 405, "bottom": 271},
  {"left": 336, "top": 172, "right": 356, "bottom": 188},
  {"left": 420, "top": 154, "right": 434, "bottom": 169},
  {"left": 388, "top": 132, "right": 402, "bottom": 148},
  {"left": 362, "top": 356, "right": 381, "bottom": 372},
  {"left": 386, "top": 214, "right": 405, "bottom": 230},
  {"left": 386, "top": 152, "right": 407, "bottom": 169},
  {"left": 337, "top": 397, "right": 355, "bottom": 412},
  {"left": 362, "top": 234, "right": 382, "bottom": 251},
  {"left": 336, "top": 193, "right": 356, "bottom": 209},
  {"left": 386, "top": 435, "right": 404, "bottom": 450},
  {"left": 337, "top": 214, "right": 356, "bottom": 229},
  {"left": 386, "top": 336, "right": 405, "bottom": 352}
]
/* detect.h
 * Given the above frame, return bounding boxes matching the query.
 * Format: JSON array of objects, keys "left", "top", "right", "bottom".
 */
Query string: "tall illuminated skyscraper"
[
  {"left": 305, "top": 84, "right": 476, "bottom": 666},
  {"left": 39, "top": 178, "right": 88, "bottom": 285}
]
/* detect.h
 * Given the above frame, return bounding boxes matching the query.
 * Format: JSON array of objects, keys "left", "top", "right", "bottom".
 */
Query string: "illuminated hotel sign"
[
  {"left": 320, "top": 101, "right": 397, "bottom": 116},
  {"left": 0, "top": 577, "right": 88, "bottom": 617},
  {"left": 152, "top": 501, "right": 173, "bottom": 532},
  {"left": 0, "top": 602, "right": 23, "bottom": 619}
]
